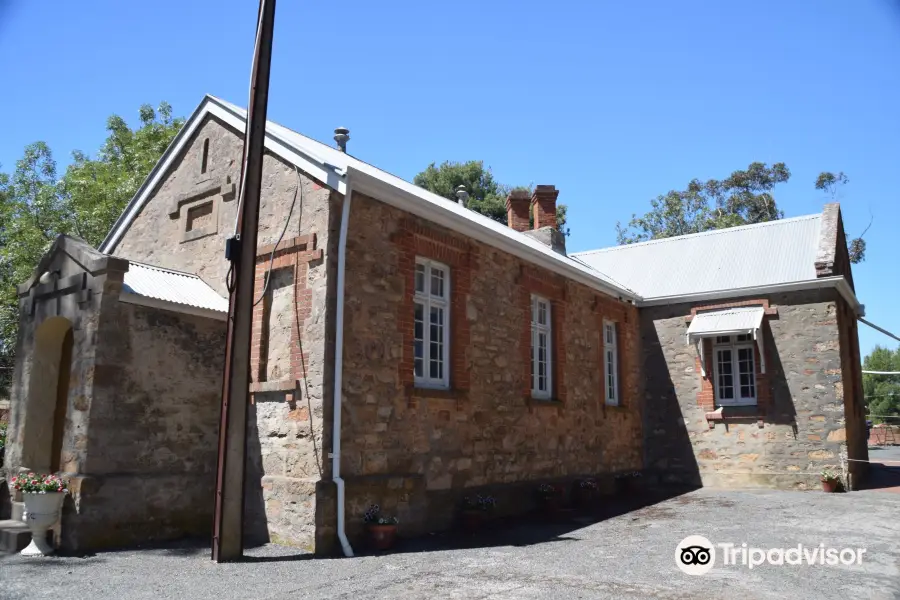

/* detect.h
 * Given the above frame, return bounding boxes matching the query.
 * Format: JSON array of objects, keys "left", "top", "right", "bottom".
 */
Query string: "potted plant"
[
  {"left": 363, "top": 504, "right": 399, "bottom": 551},
  {"left": 615, "top": 471, "right": 642, "bottom": 494},
  {"left": 821, "top": 469, "right": 841, "bottom": 493},
  {"left": 536, "top": 483, "right": 561, "bottom": 516},
  {"left": 460, "top": 494, "right": 496, "bottom": 532},
  {"left": 10, "top": 472, "right": 67, "bottom": 556},
  {"left": 573, "top": 478, "right": 599, "bottom": 510}
]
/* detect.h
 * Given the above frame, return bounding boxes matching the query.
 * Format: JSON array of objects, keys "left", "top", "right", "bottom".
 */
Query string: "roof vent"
[
  {"left": 455, "top": 185, "right": 469, "bottom": 207},
  {"left": 334, "top": 127, "right": 350, "bottom": 152}
]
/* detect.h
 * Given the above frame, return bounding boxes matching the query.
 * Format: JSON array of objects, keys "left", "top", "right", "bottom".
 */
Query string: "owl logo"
[{"left": 676, "top": 536, "right": 716, "bottom": 575}]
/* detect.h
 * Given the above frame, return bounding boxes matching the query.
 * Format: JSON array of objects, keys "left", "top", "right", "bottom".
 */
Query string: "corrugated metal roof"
[
  {"left": 121, "top": 261, "right": 228, "bottom": 313},
  {"left": 206, "top": 97, "right": 640, "bottom": 299},
  {"left": 686, "top": 306, "right": 765, "bottom": 342},
  {"left": 572, "top": 215, "right": 822, "bottom": 299}
]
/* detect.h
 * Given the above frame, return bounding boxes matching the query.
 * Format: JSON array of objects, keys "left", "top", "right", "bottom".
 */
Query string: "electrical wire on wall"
[
  {"left": 252, "top": 165, "right": 304, "bottom": 307},
  {"left": 226, "top": 165, "right": 304, "bottom": 298}
]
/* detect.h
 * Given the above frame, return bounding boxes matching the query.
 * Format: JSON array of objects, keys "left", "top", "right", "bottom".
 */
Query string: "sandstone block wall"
[
  {"left": 339, "top": 192, "right": 642, "bottom": 543},
  {"left": 66, "top": 299, "right": 225, "bottom": 549},
  {"left": 642, "top": 289, "right": 864, "bottom": 490},
  {"left": 109, "top": 116, "right": 338, "bottom": 551}
]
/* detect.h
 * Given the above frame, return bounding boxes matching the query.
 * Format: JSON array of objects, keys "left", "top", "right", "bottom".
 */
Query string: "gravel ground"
[{"left": 1, "top": 487, "right": 898, "bottom": 600}]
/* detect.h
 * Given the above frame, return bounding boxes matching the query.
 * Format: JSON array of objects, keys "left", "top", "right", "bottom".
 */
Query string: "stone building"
[{"left": 3, "top": 95, "right": 866, "bottom": 555}]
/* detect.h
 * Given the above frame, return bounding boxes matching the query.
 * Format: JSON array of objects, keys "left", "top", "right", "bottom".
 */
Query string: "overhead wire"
[{"left": 252, "top": 165, "right": 303, "bottom": 307}]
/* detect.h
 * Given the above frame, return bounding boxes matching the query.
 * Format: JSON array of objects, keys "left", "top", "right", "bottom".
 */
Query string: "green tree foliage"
[
  {"left": 863, "top": 345, "right": 900, "bottom": 422},
  {"left": 62, "top": 102, "right": 184, "bottom": 246},
  {"left": 414, "top": 160, "right": 568, "bottom": 234},
  {"left": 616, "top": 163, "right": 866, "bottom": 263},
  {"left": 0, "top": 103, "right": 182, "bottom": 397}
]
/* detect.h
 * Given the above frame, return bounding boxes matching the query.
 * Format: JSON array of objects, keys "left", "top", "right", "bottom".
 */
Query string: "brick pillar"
[
  {"left": 506, "top": 190, "right": 531, "bottom": 232},
  {"left": 531, "top": 185, "right": 559, "bottom": 230}
]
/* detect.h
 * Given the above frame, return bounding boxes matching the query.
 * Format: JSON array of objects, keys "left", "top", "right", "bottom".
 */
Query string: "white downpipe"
[{"left": 332, "top": 179, "right": 354, "bottom": 558}]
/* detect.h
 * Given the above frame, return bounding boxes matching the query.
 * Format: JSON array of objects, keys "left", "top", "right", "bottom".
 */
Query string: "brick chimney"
[
  {"left": 506, "top": 190, "right": 531, "bottom": 232},
  {"left": 531, "top": 185, "right": 559, "bottom": 229}
]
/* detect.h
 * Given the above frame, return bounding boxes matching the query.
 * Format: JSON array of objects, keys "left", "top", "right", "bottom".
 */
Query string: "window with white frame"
[
  {"left": 713, "top": 334, "right": 756, "bottom": 406},
  {"left": 604, "top": 320, "right": 619, "bottom": 406},
  {"left": 414, "top": 258, "right": 450, "bottom": 388},
  {"left": 531, "top": 295, "right": 552, "bottom": 398}
]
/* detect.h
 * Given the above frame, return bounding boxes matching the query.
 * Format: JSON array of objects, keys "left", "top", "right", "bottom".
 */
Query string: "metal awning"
[{"left": 686, "top": 306, "right": 767, "bottom": 376}]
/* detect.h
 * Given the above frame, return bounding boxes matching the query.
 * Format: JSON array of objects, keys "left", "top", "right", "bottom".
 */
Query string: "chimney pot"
[
  {"left": 334, "top": 127, "right": 350, "bottom": 152},
  {"left": 531, "top": 184, "right": 559, "bottom": 230}
]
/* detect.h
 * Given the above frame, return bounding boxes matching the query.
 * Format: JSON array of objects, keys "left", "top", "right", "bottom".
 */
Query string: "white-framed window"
[
  {"left": 414, "top": 258, "right": 450, "bottom": 389},
  {"left": 604, "top": 320, "right": 619, "bottom": 406},
  {"left": 713, "top": 334, "right": 756, "bottom": 406},
  {"left": 531, "top": 295, "right": 552, "bottom": 399}
]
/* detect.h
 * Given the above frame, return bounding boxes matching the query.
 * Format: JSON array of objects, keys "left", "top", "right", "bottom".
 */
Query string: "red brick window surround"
[
  {"left": 687, "top": 299, "right": 777, "bottom": 417},
  {"left": 517, "top": 266, "right": 566, "bottom": 404},
  {"left": 413, "top": 257, "right": 450, "bottom": 389},
  {"left": 395, "top": 219, "right": 474, "bottom": 398}
]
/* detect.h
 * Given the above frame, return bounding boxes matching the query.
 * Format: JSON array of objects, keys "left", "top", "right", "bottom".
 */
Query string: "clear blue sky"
[{"left": 1, "top": 0, "right": 898, "bottom": 356}]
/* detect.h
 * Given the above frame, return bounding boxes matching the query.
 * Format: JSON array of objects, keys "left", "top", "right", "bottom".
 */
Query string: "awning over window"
[
  {"left": 686, "top": 306, "right": 767, "bottom": 376},
  {"left": 686, "top": 306, "right": 765, "bottom": 344}
]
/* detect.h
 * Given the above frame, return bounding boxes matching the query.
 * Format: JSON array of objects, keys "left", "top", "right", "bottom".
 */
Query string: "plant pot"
[
  {"left": 539, "top": 495, "right": 562, "bottom": 517},
  {"left": 574, "top": 488, "right": 598, "bottom": 510},
  {"left": 461, "top": 510, "right": 486, "bottom": 532},
  {"left": 367, "top": 524, "right": 398, "bottom": 551},
  {"left": 21, "top": 492, "right": 65, "bottom": 556},
  {"left": 822, "top": 479, "right": 839, "bottom": 493}
]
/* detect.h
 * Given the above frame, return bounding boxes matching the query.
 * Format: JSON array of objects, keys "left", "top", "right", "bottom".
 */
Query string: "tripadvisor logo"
[{"left": 676, "top": 536, "right": 867, "bottom": 575}]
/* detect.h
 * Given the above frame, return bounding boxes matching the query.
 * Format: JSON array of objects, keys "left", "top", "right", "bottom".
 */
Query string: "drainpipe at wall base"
[{"left": 331, "top": 177, "right": 354, "bottom": 558}]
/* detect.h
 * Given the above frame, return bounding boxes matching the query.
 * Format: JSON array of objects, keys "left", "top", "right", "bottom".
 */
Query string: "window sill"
[
  {"left": 526, "top": 397, "right": 564, "bottom": 412},
  {"left": 705, "top": 405, "right": 764, "bottom": 428},
  {"left": 404, "top": 384, "right": 467, "bottom": 407}
]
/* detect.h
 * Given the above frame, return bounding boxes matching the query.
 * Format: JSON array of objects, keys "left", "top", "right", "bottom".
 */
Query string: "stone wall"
[
  {"left": 339, "top": 192, "right": 642, "bottom": 544},
  {"left": 63, "top": 300, "right": 225, "bottom": 550},
  {"left": 110, "top": 115, "right": 336, "bottom": 551},
  {"left": 642, "top": 289, "right": 860, "bottom": 489}
]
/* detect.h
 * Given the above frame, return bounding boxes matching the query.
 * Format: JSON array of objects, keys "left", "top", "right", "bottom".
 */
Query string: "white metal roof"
[
  {"left": 99, "top": 95, "right": 639, "bottom": 302},
  {"left": 686, "top": 306, "right": 765, "bottom": 343},
  {"left": 572, "top": 215, "right": 822, "bottom": 300},
  {"left": 121, "top": 261, "right": 228, "bottom": 314}
]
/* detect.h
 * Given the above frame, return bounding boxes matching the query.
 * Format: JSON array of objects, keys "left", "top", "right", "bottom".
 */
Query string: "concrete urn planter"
[{"left": 21, "top": 492, "right": 64, "bottom": 556}]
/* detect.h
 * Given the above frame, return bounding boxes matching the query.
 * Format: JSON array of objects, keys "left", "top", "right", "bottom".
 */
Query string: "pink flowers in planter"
[{"left": 10, "top": 472, "right": 67, "bottom": 494}]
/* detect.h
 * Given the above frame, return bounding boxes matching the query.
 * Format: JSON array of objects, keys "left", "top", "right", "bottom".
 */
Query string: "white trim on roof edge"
[
  {"left": 118, "top": 292, "right": 228, "bottom": 321},
  {"left": 98, "top": 95, "right": 640, "bottom": 302},
  {"left": 640, "top": 276, "right": 863, "bottom": 316}
]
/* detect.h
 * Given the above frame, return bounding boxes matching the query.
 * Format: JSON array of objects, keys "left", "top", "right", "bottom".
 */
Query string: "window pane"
[
  {"left": 430, "top": 267, "right": 444, "bottom": 298},
  {"left": 414, "top": 302, "right": 424, "bottom": 379},
  {"left": 415, "top": 263, "right": 425, "bottom": 293},
  {"left": 716, "top": 336, "right": 730, "bottom": 344},
  {"left": 538, "top": 301, "right": 547, "bottom": 326}
]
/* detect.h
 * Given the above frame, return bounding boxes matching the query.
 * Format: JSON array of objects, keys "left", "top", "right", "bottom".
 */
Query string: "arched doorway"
[{"left": 20, "top": 316, "right": 73, "bottom": 474}]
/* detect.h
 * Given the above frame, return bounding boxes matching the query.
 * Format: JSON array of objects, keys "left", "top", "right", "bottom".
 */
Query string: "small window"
[
  {"left": 414, "top": 258, "right": 450, "bottom": 388},
  {"left": 604, "top": 321, "right": 619, "bottom": 406},
  {"left": 713, "top": 336, "right": 756, "bottom": 406},
  {"left": 531, "top": 296, "right": 552, "bottom": 398}
]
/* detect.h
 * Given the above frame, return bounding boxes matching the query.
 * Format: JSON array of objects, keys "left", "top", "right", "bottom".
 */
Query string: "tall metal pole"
[{"left": 212, "top": 0, "right": 277, "bottom": 563}]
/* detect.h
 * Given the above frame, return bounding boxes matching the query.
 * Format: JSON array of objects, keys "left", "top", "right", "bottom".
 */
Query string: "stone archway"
[{"left": 20, "top": 316, "right": 73, "bottom": 474}]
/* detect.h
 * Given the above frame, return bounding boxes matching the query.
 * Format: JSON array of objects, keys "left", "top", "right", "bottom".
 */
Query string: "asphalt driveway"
[{"left": 2, "top": 487, "right": 898, "bottom": 600}]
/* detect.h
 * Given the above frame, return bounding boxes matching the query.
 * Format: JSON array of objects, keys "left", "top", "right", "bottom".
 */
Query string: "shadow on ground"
[
  {"left": 357, "top": 486, "right": 697, "bottom": 558},
  {"left": 859, "top": 446, "right": 900, "bottom": 492}
]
